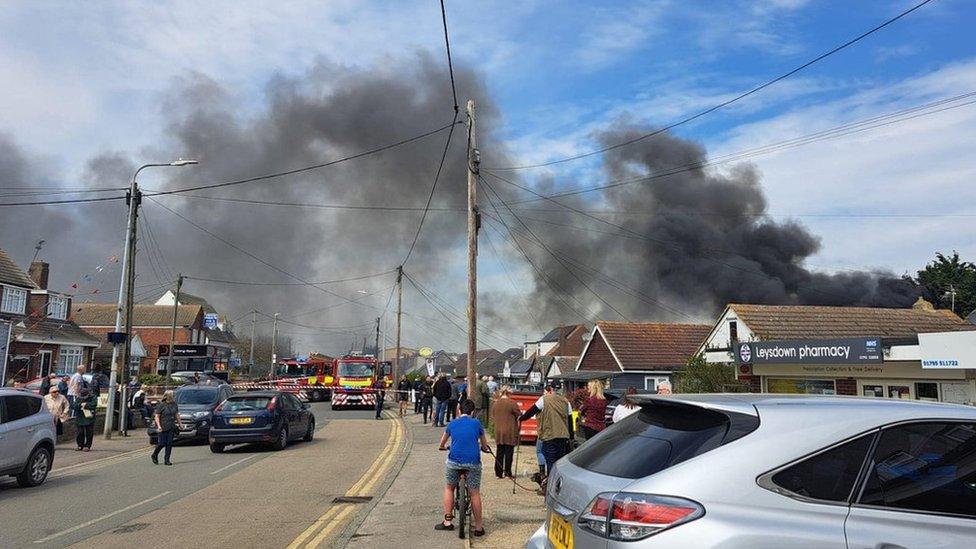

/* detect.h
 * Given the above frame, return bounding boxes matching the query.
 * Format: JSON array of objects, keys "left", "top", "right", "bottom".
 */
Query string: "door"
[
  {"left": 0, "top": 395, "right": 42, "bottom": 470},
  {"left": 282, "top": 394, "right": 301, "bottom": 438},
  {"left": 38, "top": 351, "right": 53, "bottom": 378},
  {"left": 845, "top": 421, "right": 976, "bottom": 548}
]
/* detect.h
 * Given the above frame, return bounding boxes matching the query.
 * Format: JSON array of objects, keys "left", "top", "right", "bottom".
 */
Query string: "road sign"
[
  {"left": 204, "top": 313, "right": 219, "bottom": 329},
  {"left": 426, "top": 358, "right": 435, "bottom": 377},
  {"left": 419, "top": 347, "right": 433, "bottom": 358}
]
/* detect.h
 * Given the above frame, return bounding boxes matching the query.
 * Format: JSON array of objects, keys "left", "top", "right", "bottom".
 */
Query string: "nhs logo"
[{"left": 866, "top": 339, "right": 878, "bottom": 348}]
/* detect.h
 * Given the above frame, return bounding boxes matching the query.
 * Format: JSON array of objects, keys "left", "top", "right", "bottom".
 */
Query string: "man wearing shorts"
[{"left": 436, "top": 400, "right": 489, "bottom": 536}]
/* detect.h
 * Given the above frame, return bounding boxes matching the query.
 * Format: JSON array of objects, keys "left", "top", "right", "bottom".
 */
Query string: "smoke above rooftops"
[{"left": 0, "top": 56, "right": 920, "bottom": 352}]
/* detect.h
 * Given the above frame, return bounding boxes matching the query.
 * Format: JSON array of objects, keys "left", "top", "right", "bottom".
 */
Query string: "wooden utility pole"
[
  {"left": 271, "top": 313, "right": 279, "bottom": 379},
  {"left": 394, "top": 266, "right": 403, "bottom": 382},
  {"left": 119, "top": 211, "right": 138, "bottom": 436},
  {"left": 164, "top": 273, "right": 183, "bottom": 385},
  {"left": 248, "top": 309, "right": 256, "bottom": 375},
  {"left": 466, "top": 99, "right": 479, "bottom": 401}
]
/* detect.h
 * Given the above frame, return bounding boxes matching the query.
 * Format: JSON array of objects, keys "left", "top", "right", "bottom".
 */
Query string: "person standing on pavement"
[
  {"left": 67, "top": 364, "right": 86, "bottom": 413},
  {"left": 432, "top": 373, "right": 451, "bottom": 427},
  {"left": 43, "top": 385, "right": 70, "bottom": 437},
  {"left": 436, "top": 400, "right": 490, "bottom": 536},
  {"left": 40, "top": 372, "right": 56, "bottom": 396},
  {"left": 72, "top": 387, "right": 98, "bottom": 451},
  {"left": 490, "top": 386, "right": 522, "bottom": 478},
  {"left": 396, "top": 375, "right": 411, "bottom": 417},
  {"left": 579, "top": 379, "right": 608, "bottom": 441},
  {"left": 612, "top": 387, "right": 640, "bottom": 424},
  {"left": 519, "top": 384, "right": 574, "bottom": 491},
  {"left": 413, "top": 377, "right": 424, "bottom": 414},
  {"left": 472, "top": 375, "right": 489, "bottom": 420},
  {"left": 372, "top": 376, "right": 386, "bottom": 420},
  {"left": 486, "top": 376, "right": 498, "bottom": 395},
  {"left": 57, "top": 375, "right": 69, "bottom": 396},
  {"left": 420, "top": 376, "right": 434, "bottom": 424},
  {"left": 152, "top": 390, "right": 182, "bottom": 465},
  {"left": 447, "top": 377, "right": 461, "bottom": 423}
]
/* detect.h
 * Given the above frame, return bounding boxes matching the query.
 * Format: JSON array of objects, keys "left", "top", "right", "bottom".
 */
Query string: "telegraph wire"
[
  {"left": 491, "top": 0, "right": 937, "bottom": 170},
  {"left": 439, "top": 0, "right": 460, "bottom": 113},
  {"left": 183, "top": 270, "right": 395, "bottom": 286}
]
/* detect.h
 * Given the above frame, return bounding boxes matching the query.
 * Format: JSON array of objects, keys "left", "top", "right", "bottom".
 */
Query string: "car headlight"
[{"left": 192, "top": 411, "right": 211, "bottom": 419}]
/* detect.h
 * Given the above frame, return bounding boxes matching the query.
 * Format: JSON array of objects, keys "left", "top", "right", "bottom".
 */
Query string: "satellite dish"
[{"left": 419, "top": 347, "right": 433, "bottom": 358}]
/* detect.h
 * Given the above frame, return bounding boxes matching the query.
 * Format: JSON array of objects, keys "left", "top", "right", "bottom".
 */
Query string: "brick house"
[
  {"left": 1, "top": 249, "right": 99, "bottom": 384},
  {"left": 575, "top": 321, "right": 712, "bottom": 391},
  {"left": 74, "top": 303, "right": 205, "bottom": 375}
]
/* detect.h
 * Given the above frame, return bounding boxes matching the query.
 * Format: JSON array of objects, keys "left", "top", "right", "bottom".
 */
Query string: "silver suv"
[
  {"left": 527, "top": 394, "right": 976, "bottom": 548},
  {"left": 0, "top": 388, "right": 56, "bottom": 487}
]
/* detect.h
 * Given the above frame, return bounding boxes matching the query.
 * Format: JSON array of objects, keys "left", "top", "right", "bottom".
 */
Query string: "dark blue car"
[{"left": 209, "top": 391, "right": 314, "bottom": 453}]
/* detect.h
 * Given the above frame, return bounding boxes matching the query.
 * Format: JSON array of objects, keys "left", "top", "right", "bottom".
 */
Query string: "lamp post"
[{"left": 104, "top": 160, "right": 197, "bottom": 439}]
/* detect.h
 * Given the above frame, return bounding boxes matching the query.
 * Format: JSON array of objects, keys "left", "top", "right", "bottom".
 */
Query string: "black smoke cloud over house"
[{"left": 504, "top": 124, "right": 919, "bottom": 322}]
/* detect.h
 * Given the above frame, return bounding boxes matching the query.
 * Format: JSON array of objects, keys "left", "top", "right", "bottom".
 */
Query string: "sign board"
[
  {"left": 419, "top": 347, "right": 433, "bottom": 358},
  {"left": 919, "top": 331, "right": 976, "bottom": 369},
  {"left": 529, "top": 371, "right": 542, "bottom": 383},
  {"left": 735, "top": 338, "right": 882, "bottom": 365},
  {"left": 0, "top": 320, "right": 11, "bottom": 387},
  {"left": 426, "top": 358, "right": 435, "bottom": 377},
  {"left": 229, "top": 357, "right": 242, "bottom": 369},
  {"left": 161, "top": 344, "right": 212, "bottom": 357},
  {"left": 203, "top": 313, "right": 219, "bottom": 329}
]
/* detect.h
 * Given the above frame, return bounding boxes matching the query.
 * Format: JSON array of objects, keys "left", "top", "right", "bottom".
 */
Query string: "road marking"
[
  {"left": 33, "top": 491, "right": 172, "bottom": 544},
  {"left": 51, "top": 446, "right": 151, "bottom": 476},
  {"left": 287, "top": 413, "right": 405, "bottom": 549},
  {"left": 209, "top": 455, "right": 257, "bottom": 475}
]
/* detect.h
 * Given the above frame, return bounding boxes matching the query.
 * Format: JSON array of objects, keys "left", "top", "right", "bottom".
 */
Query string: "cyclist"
[{"left": 436, "top": 399, "right": 489, "bottom": 536}]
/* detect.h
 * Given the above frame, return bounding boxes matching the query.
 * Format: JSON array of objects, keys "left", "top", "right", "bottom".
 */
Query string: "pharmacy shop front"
[{"left": 734, "top": 337, "right": 976, "bottom": 405}]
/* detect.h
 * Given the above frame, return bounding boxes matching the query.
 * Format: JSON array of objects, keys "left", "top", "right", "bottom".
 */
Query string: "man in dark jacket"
[{"left": 432, "top": 374, "right": 452, "bottom": 427}]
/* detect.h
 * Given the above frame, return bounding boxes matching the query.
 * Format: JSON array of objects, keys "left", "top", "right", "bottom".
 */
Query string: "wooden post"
[{"left": 466, "top": 99, "right": 479, "bottom": 401}]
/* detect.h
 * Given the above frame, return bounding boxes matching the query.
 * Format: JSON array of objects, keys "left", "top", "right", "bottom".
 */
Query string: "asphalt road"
[{"left": 0, "top": 402, "right": 390, "bottom": 549}]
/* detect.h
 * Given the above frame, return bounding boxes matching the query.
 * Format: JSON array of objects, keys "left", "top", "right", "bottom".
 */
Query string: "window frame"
[
  {"left": 47, "top": 295, "right": 68, "bottom": 320},
  {"left": 851, "top": 419, "right": 976, "bottom": 521},
  {"left": 1, "top": 285, "right": 28, "bottom": 314},
  {"left": 757, "top": 428, "right": 880, "bottom": 507},
  {"left": 57, "top": 346, "right": 85, "bottom": 375}
]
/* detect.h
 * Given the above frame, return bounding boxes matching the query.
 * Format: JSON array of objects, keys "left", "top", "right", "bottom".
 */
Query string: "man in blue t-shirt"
[{"left": 436, "top": 400, "right": 489, "bottom": 536}]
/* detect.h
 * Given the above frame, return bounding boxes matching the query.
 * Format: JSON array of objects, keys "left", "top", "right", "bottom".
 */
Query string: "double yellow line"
[{"left": 287, "top": 413, "right": 405, "bottom": 549}]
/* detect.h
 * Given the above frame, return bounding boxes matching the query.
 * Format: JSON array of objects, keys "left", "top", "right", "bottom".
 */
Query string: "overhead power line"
[
  {"left": 183, "top": 270, "right": 394, "bottom": 286},
  {"left": 439, "top": 0, "right": 460, "bottom": 112},
  {"left": 491, "top": 0, "right": 937, "bottom": 170}
]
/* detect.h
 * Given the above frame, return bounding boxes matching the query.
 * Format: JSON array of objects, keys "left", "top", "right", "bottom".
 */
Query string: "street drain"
[
  {"left": 332, "top": 496, "right": 373, "bottom": 504},
  {"left": 112, "top": 523, "right": 150, "bottom": 534}
]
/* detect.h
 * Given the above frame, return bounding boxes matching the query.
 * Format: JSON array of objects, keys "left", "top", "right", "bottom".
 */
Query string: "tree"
[
  {"left": 915, "top": 252, "right": 976, "bottom": 316},
  {"left": 674, "top": 355, "right": 746, "bottom": 393}
]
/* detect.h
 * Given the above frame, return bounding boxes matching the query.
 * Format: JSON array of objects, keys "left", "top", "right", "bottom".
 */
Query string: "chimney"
[{"left": 29, "top": 261, "right": 49, "bottom": 290}]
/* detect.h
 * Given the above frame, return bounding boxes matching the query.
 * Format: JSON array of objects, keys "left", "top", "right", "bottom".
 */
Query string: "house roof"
[
  {"left": 0, "top": 248, "right": 37, "bottom": 289},
  {"left": 10, "top": 315, "right": 100, "bottom": 347},
  {"left": 453, "top": 348, "right": 502, "bottom": 375},
  {"left": 508, "top": 358, "right": 534, "bottom": 374},
  {"left": 967, "top": 309, "right": 976, "bottom": 325},
  {"left": 595, "top": 321, "right": 712, "bottom": 371},
  {"left": 538, "top": 324, "right": 586, "bottom": 343},
  {"left": 206, "top": 327, "right": 239, "bottom": 346},
  {"left": 73, "top": 303, "right": 203, "bottom": 327},
  {"left": 728, "top": 303, "right": 975, "bottom": 340},
  {"left": 172, "top": 292, "right": 217, "bottom": 314}
]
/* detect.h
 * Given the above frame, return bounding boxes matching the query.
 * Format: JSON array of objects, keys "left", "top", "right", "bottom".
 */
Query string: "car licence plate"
[
  {"left": 548, "top": 512, "right": 573, "bottom": 549},
  {"left": 229, "top": 417, "right": 253, "bottom": 425}
]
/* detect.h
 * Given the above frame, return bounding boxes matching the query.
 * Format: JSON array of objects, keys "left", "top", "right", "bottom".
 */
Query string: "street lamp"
[{"left": 104, "top": 159, "right": 198, "bottom": 439}]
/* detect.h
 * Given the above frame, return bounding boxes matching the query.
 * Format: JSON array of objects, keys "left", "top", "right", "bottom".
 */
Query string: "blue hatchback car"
[{"left": 208, "top": 391, "right": 315, "bottom": 453}]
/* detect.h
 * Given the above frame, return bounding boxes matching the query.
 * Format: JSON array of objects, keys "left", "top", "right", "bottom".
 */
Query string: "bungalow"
[
  {"left": 576, "top": 321, "right": 712, "bottom": 391},
  {"left": 0, "top": 250, "right": 99, "bottom": 383}
]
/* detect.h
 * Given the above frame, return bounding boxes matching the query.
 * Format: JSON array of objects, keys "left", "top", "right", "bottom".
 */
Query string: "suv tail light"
[{"left": 578, "top": 492, "right": 703, "bottom": 541}]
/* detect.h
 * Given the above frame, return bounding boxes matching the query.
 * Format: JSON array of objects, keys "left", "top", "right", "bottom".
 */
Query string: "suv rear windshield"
[
  {"left": 569, "top": 402, "right": 757, "bottom": 479},
  {"left": 222, "top": 396, "right": 272, "bottom": 411},
  {"left": 176, "top": 389, "right": 220, "bottom": 405}
]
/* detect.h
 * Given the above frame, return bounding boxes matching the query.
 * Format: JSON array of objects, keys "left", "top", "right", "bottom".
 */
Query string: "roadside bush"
[{"left": 138, "top": 373, "right": 165, "bottom": 386}]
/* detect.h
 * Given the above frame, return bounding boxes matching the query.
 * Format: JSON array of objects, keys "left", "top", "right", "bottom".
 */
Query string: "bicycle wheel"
[{"left": 457, "top": 476, "right": 469, "bottom": 539}]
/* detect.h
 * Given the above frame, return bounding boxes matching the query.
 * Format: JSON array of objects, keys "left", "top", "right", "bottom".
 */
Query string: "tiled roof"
[
  {"left": 73, "top": 303, "right": 202, "bottom": 327},
  {"left": 0, "top": 248, "right": 37, "bottom": 289},
  {"left": 539, "top": 324, "right": 586, "bottom": 343},
  {"left": 597, "top": 321, "right": 712, "bottom": 371},
  {"left": 174, "top": 292, "right": 217, "bottom": 314},
  {"left": 10, "top": 315, "right": 100, "bottom": 346},
  {"left": 206, "top": 327, "right": 239, "bottom": 345},
  {"left": 729, "top": 303, "right": 976, "bottom": 340}
]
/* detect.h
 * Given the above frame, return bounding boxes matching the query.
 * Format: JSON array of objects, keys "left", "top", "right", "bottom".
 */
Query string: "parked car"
[
  {"left": 146, "top": 383, "right": 234, "bottom": 445},
  {"left": 0, "top": 389, "right": 56, "bottom": 487},
  {"left": 527, "top": 394, "right": 976, "bottom": 549},
  {"left": 208, "top": 391, "right": 314, "bottom": 453},
  {"left": 169, "top": 371, "right": 223, "bottom": 385}
]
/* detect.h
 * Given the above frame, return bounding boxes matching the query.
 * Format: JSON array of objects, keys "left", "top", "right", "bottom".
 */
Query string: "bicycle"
[{"left": 439, "top": 446, "right": 488, "bottom": 539}]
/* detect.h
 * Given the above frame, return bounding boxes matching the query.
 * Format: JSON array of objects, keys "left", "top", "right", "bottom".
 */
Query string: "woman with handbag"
[
  {"left": 72, "top": 388, "right": 98, "bottom": 451},
  {"left": 152, "top": 390, "right": 182, "bottom": 466}
]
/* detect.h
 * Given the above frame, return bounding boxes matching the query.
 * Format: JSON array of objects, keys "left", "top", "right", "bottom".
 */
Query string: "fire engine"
[
  {"left": 273, "top": 354, "right": 335, "bottom": 402},
  {"left": 330, "top": 354, "right": 388, "bottom": 409}
]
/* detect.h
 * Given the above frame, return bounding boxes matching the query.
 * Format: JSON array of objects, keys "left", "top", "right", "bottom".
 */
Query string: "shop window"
[
  {"left": 914, "top": 382, "right": 939, "bottom": 402},
  {"left": 859, "top": 422, "right": 976, "bottom": 517},
  {"left": 1, "top": 286, "right": 27, "bottom": 314},
  {"left": 770, "top": 432, "right": 875, "bottom": 502},
  {"left": 767, "top": 378, "right": 836, "bottom": 395},
  {"left": 887, "top": 385, "right": 911, "bottom": 399},
  {"left": 862, "top": 385, "right": 884, "bottom": 398}
]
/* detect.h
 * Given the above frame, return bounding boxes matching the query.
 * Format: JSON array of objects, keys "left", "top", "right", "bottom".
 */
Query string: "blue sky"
[{"left": 2, "top": 0, "right": 975, "bottom": 351}]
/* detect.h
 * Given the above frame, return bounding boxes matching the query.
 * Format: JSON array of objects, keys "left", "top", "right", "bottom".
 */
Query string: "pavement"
[{"left": 353, "top": 411, "right": 547, "bottom": 549}]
